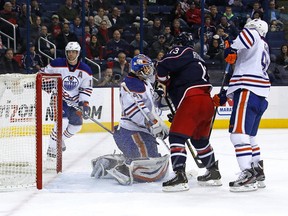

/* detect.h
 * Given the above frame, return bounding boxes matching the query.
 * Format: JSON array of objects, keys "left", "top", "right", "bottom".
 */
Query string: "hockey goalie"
[{"left": 91, "top": 54, "right": 170, "bottom": 185}]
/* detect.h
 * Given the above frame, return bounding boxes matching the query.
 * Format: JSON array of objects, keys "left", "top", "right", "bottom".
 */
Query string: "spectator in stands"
[
  {"left": 30, "top": 15, "right": 42, "bottom": 43},
  {"left": 223, "top": 6, "right": 238, "bottom": 27},
  {"left": 217, "top": 16, "right": 238, "bottom": 40},
  {"left": 0, "top": 48, "right": 24, "bottom": 74},
  {"left": 208, "top": 5, "right": 221, "bottom": 26},
  {"left": 246, "top": 10, "right": 263, "bottom": 23},
  {"left": 22, "top": 42, "right": 43, "bottom": 74},
  {"left": 121, "top": 6, "right": 136, "bottom": 26},
  {"left": 91, "top": 0, "right": 110, "bottom": 15},
  {"left": 108, "top": 6, "right": 125, "bottom": 31},
  {"left": 0, "top": 2, "right": 19, "bottom": 48},
  {"left": 198, "top": 15, "right": 216, "bottom": 42},
  {"left": 105, "top": 29, "right": 131, "bottom": 61},
  {"left": 96, "top": 20, "right": 111, "bottom": 46},
  {"left": 94, "top": 7, "right": 112, "bottom": 28},
  {"left": 171, "top": 1, "right": 189, "bottom": 27},
  {"left": 76, "top": 0, "right": 93, "bottom": 22},
  {"left": 69, "top": 16, "right": 82, "bottom": 40},
  {"left": 214, "top": 26, "right": 229, "bottom": 49},
  {"left": 149, "top": 34, "right": 169, "bottom": 59},
  {"left": 146, "top": 17, "right": 165, "bottom": 45},
  {"left": 37, "top": 25, "right": 56, "bottom": 66},
  {"left": 87, "top": 15, "right": 98, "bottom": 35},
  {"left": 133, "top": 48, "right": 140, "bottom": 56},
  {"left": 31, "top": 0, "right": 43, "bottom": 18},
  {"left": 269, "top": 19, "right": 283, "bottom": 32},
  {"left": 194, "top": 34, "right": 210, "bottom": 59},
  {"left": 185, "top": 2, "right": 202, "bottom": 29},
  {"left": 86, "top": 34, "right": 102, "bottom": 60},
  {"left": 55, "top": 23, "right": 79, "bottom": 57},
  {"left": 171, "top": 18, "right": 184, "bottom": 37},
  {"left": 153, "top": 50, "right": 165, "bottom": 66},
  {"left": 264, "top": 0, "right": 284, "bottom": 24},
  {"left": 49, "top": 14, "right": 63, "bottom": 38},
  {"left": 111, "top": 52, "right": 129, "bottom": 82},
  {"left": 130, "top": 32, "right": 148, "bottom": 55},
  {"left": 163, "top": 25, "right": 174, "bottom": 50},
  {"left": 97, "top": 67, "right": 120, "bottom": 87},
  {"left": 207, "top": 37, "right": 224, "bottom": 63},
  {"left": 17, "top": 3, "right": 32, "bottom": 28},
  {"left": 248, "top": 1, "right": 264, "bottom": 19},
  {"left": 276, "top": 44, "right": 288, "bottom": 69},
  {"left": 58, "top": 0, "right": 78, "bottom": 23},
  {"left": 10, "top": 0, "right": 21, "bottom": 16}
]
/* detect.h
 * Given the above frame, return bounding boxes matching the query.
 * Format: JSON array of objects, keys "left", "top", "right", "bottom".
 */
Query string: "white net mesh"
[{"left": 0, "top": 73, "right": 62, "bottom": 190}]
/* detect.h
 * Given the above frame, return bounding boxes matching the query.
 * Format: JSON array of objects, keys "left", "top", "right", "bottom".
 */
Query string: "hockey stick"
[
  {"left": 163, "top": 95, "right": 205, "bottom": 168},
  {"left": 208, "top": 63, "right": 230, "bottom": 139},
  {"left": 63, "top": 99, "right": 113, "bottom": 135},
  {"left": 121, "top": 82, "right": 170, "bottom": 151}
]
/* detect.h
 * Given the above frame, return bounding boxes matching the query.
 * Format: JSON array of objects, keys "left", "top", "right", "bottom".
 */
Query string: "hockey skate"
[
  {"left": 162, "top": 169, "right": 189, "bottom": 192},
  {"left": 254, "top": 160, "right": 265, "bottom": 188},
  {"left": 229, "top": 168, "right": 257, "bottom": 192},
  {"left": 197, "top": 160, "right": 222, "bottom": 186}
]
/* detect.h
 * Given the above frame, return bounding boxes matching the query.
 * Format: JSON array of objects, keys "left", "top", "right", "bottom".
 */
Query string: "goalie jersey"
[
  {"left": 227, "top": 28, "right": 271, "bottom": 99},
  {"left": 120, "top": 73, "right": 158, "bottom": 133},
  {"left": 42, "top": 58, "right": 93, "bottom": 104}
]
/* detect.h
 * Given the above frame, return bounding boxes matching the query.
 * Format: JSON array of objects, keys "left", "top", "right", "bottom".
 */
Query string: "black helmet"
[{"left": 174, "top": 32, "right": 194, "bottom": 47}]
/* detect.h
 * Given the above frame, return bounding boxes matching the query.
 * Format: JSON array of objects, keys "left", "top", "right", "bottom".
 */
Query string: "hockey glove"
[
  {"left": 212, "top": 89, "right": 227, "bottom": 107},
  {"left": 224, "top": 40, "right": 237, "bottom": 64},
  {"left": 77, "top": 101, "right": 90, "bottom": 119},
  {"left": 150, "top": 120, "right": 169, "bottom": 140}
]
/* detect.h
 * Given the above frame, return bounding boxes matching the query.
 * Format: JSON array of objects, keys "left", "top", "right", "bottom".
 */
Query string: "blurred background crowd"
[{"left": 0, "top": 0, "right": 288, "bottom": 86}]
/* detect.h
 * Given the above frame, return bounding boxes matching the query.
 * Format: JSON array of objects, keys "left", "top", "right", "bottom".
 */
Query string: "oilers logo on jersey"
[{"left": 63, "top": 76, "right": 79, "bottom": 91}]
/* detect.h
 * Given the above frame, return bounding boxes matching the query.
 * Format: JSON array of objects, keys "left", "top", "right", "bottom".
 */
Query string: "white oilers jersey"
[
  {"left": 42, "top": 58, "right": 93, "bottom": 105},
  {"left": 227, "top": 28, "right": 271, "bottom": 99},
  {"left": 119, "top": 75, "right": 159, "bottom": 133}
]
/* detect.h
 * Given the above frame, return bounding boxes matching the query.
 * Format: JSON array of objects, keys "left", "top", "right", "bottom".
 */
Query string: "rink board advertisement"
[{"left": 1, "top": 86, "right": 287, "bottom": 134}]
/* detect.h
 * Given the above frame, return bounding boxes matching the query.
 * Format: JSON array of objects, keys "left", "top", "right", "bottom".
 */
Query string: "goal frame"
[{"left": 36, "top": 73, "right": 63, "bottom": 189}]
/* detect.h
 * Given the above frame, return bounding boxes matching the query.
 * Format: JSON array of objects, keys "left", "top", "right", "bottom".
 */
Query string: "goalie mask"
[
  {"left": 130, "top": 54, "right": 154, "bottom": 80},
  {"left": 65, "top": 41, "right": 81, "bottom": 64},
  {"left": 244, "top": 19, "right": 268, "bottom": 37}
]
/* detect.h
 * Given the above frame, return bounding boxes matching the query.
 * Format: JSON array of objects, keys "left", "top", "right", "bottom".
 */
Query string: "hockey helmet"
[
  {"left": 174, "top": 32, "right": 194, "bottom": 47},
  {"left": 65, "top": 41, "right": 81, "bottom": 63},
  {"left": 244, "top": 19, "right": 268, "bottom": 37},
  {"left": 130, "top": 54, "right": 154, "bottom": 79}
]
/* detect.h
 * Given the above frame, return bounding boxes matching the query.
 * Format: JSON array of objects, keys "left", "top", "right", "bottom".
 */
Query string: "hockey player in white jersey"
[
  {"left": 91, "top": 54, "right": 170, "bottom": 185},
  {"left": 42, "top": 41, "right": 93, "bottom": 157},
  {"left": 217, "top": 19, "right": 270, "bottom": 192}
]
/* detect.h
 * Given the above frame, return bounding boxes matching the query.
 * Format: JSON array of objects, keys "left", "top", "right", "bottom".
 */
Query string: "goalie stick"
[{"left": 121, "top": 82, "right": 170, "bottom": 151}]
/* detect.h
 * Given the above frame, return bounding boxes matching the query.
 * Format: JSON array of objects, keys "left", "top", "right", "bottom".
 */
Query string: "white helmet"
[
  {"left": 65, "top": 41, "right": 81, "bottom": 63},
  {"left": 244, "top": 19, "right": 268, "bottom": 37}
]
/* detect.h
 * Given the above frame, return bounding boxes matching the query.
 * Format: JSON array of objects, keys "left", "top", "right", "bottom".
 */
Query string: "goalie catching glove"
[
  {"left": 224, "top": 40, "right": 237, "bottom": 64},
  {"left": 149, "top": 119, "right": 169, "bottom": 140},
  {"left": 76, "top": 101, "right": 90, "bottom": 119},
  {"left": 213, "top": 89, "right": 227, "bottom": 107}
]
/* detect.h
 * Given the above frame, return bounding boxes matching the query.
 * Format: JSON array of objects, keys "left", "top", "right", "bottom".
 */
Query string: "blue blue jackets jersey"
[{"left": 156, "top": 46, "right": 212, "bottom": 107}]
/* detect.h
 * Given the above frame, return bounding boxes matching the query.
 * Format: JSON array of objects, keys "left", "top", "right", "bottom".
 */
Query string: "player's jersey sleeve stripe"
[{"left": 239, "top": 28, "right": 254, "bottom": 49}]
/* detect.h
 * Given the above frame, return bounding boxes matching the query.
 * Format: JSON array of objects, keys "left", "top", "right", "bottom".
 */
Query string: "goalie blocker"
[{"left": 91, "top": 153, "right": 169, "bottom": 185}]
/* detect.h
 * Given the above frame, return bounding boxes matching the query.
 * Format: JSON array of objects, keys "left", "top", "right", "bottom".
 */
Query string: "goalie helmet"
[
  {"left": 65, "top": 41, "right": 81, "bottom": 63},
  {"left": 174, "top": 32, "right": 194, "bottom": 48},
  {"left": 244, "top": 19, "right": 268, "bottom": 37},
  {"left": 130, "top": 54, "right": 154, "bottom": 80}
]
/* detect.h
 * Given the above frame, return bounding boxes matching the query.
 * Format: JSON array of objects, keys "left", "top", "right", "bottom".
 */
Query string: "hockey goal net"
[{"left": 0, "top": 73, "right": 62, "bottom": 190}]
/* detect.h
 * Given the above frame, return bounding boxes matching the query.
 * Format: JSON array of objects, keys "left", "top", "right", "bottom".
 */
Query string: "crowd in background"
[{"left": 0, "top": 0, "right": 287, "bottom": 85}]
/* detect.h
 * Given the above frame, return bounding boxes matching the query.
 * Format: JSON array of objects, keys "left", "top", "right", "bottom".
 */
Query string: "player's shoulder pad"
[
  {"left": 78, "top": 62, "right": 93, "bottom": 75},
  {"left": 124, "top": 76, "right": 145, "bottom": 93},
  {"left": 50, "top": 58, "right": 66, "bottom": 67}
]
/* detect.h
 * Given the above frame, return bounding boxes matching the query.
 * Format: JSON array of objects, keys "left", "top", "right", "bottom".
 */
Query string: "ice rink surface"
[{"left": 1, "top": 129, "right": 288, "bottom": 216}]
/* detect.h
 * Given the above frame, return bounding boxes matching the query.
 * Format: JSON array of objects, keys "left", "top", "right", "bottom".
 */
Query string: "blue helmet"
[
  {"left": 174, "top": 32, "right": 194, "bottom": 47},
  {"left": 130, "top": 54, "right": 154, "bottom": 79}
]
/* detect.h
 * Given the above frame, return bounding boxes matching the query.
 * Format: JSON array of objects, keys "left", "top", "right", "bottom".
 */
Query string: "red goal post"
[{"left": 0, "top": 73, "right": 62, "bottom": 190}]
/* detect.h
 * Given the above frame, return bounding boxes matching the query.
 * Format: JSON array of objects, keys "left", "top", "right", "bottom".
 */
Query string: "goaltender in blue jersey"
[
  {"left": 41, "top": 41, "right": 93, "bottom": 157},
  {"left": 91, "top": 54, "right": 170, "bottom": 185}
]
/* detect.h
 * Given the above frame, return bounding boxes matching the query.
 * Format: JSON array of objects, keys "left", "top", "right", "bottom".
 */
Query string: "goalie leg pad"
[
  {"left": 91, "top": 154, "right": 126, "bottom": 178},
  {"left": 131, "top": 154, "right": 170, "bottom": 182}
]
